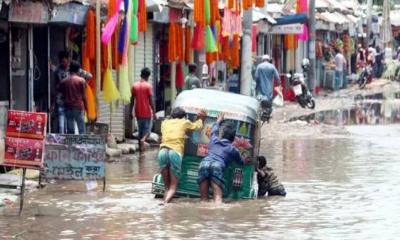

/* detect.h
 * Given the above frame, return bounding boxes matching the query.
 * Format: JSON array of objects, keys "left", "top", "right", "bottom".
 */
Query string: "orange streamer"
[
  {"left": 242, "top": 0, "right": 252, "bottom": 10},
  {"left": 81, "top": 42, "right": 91, "bottom": 73},
  {"left": 255, "top": 0, "right": 264, "bottom": 8},
  {"left": 232, "top": 34, "right": 240, "bottom": 68},
  {"left": 210, "top": 0, "right": 220, "bottom": 24},
  {"left": 138, "top": 0, "right": 147, "bottom": 32},
  {"left": 177, "top": 24, "right": 184, "bottom": 61},
  {"left": 86, "top": 9, "right": 96, "bottom": 60},
  {"left": 85, "top": 85, "right": 97, "bottom": 121},
  {"left": 168, "top": 23, "right": 177, "bottom": 62},
  {"left": 194, "top": 0, "right": 205, "bottom": 26}
]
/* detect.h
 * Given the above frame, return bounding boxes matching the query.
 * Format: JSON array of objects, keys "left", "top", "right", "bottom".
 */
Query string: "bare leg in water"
[
  {"left": 140, "top": 133, "right": 149, "bottom": 152},
  {"left": 161, "top": 167, "right": 170, "bottom": 203},
  {"left": 164, "top": 171, "right": 178, "bottom": 204},
  {"left": 211, "top": 182, "right": 223, "bottom": 204},
  {"left": 199, "top": 180, "right": 209, "bottom": 202}
]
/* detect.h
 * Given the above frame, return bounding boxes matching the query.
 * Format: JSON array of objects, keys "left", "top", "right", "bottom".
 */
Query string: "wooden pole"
[
  {"left": 96, "top": 0, "right": 101, "bottom": 115},
  {"left": 19, "top": 168, "right": 27, "bottom": 215}
]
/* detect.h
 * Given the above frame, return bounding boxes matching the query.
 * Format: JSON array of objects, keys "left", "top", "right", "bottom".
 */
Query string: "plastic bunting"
[
  {"left": 85, "top": 86, "right": 97, "bottom": 121},
  {"left": 192, "top": 25, "right": 204, "bottom": 50},
  {"left": 205, "top": 26, "right": 217, "bottom": 53},
  {"left": 232, "top": 34, "right": 240, "bottom": 68},
  {"left": 103, "top": 68, "right": 120, "bottom": 102},
  {"left": 86, "top": 10, "right": 96, "bottom": 60},
  {"left": 118, "top": 18, "right": 127, "bottom": 54},
  {"left": 130, "top": 0, "right": 139, "bottom": 43},
  {"left": 138, "top": 0, "right": 147, "bottom": 32},
  {"left": 119, "top": 65, "right": 131, "bottom": 103},
  {"left": 168, "top": 23, "right": 177, "bottom": 61},
  {"left": 205, "top": 0, "right": 211, "bottom": 24},
  {"left": 102, "top": 0, "right": 122, "bottom": 44}
]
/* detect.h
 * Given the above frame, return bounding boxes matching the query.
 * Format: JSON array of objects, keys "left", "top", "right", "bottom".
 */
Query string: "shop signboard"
[
  {"left": 43, "top": 134, "right": 106, "bottom": 180},
  {"left": 8, "top": 2, "right": 48, "bottom": 24},
  {"left": 50, "top": 3, "right": 88, "bottom": 26},
  {"left": 269, "top": 23, "right": 304, "bottom": 34}
]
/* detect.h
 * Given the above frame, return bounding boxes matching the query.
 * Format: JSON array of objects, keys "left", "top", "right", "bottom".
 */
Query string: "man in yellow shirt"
[{"left": 158, "top": 107, "right": 206, "bottom": 204}]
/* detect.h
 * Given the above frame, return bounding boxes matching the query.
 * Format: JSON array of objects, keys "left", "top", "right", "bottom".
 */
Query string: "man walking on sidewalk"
[
  {"left": 334, "top": 48, "right": 347, "bottom": 91},
  {"left": 58, "top": 61, "right": 88, "bottom": 134},
  {"left": 130, "top": 67, "right": 156, "bottom": 152},
  {"left": 255, "top": 55, "right": 282, "bottom": 104}
]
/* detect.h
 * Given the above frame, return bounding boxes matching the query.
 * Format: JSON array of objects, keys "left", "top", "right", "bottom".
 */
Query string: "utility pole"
[
  {"left": 96, "top": 0, "right": 101, "bottom": 110},
  {"left": 366, "top": 0, "right": 373, "bottom": 47},
  {"left": 308, "top": 0, "right": 316, "bottom": 92},
  {"left": 240, "top": 9, "right": 253, "bottom": 96}
]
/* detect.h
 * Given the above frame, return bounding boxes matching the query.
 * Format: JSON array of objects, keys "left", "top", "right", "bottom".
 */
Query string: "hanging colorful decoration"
[
  {"left": 103, "top": 44, "right": 120, "bottom": 103},
  {"left": 102, "top": 0, "right": 123, "bottom": 44},
  {"left": 192, "top": 25, "right": 205, "bottom": 50},
  {"left": 231, "top": 34, "right": 240, "bottom": 68},
  {"left": 85, "top": 86, "right": 97, "bottom": 121},
  {"left": 296, "top": 0, "right": 308, "bottom": 42},
  {"left": 86, "top": 9, "right": 96, "bottom": 61},
  {"left": 119, "top": 0, "right": 133, "bottom": 103},
  {"left": 168, "top": 22, "right": 185, "bottom": 62},
  {"left": 138, "top": 0, "right": 147, "bottom": 32},
  {"left": 130, "top": 0, "right": 139, "bottom": 43}
]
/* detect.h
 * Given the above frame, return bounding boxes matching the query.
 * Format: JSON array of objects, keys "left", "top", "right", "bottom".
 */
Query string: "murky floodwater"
[{"left": 1, "top": 124, "right": 400, "bottom": 239}]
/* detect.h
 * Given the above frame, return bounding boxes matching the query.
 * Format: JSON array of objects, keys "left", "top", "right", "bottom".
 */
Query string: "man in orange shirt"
[{"left": 130, "top": 68, "right": 156, "bottom": 152}]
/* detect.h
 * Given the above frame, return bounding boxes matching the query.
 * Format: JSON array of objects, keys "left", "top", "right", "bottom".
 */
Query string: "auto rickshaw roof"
[{"left": 174, "top": 89, "right": 259, "bottom": 124}]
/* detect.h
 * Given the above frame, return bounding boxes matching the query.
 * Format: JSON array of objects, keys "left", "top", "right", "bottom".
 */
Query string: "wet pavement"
[{"left": 1, "top": 81, "right": 400, "bottom": 239}]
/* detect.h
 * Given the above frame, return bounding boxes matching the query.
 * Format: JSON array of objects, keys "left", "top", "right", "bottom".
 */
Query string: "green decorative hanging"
[
  {"left": 119, "top": 65, "right": 131, "bottom": 104},
  {"left": 204, "top": 0, "right": 211, "bottom": 25},
  {"left": 133, "top": 0, "right": 138, "bottom": 14},
  {"left": 130, "top": 15, "right": 139, "bottom": 43},
  {"left": 205, "top": 26, "right": 217, "bottom": 52}
]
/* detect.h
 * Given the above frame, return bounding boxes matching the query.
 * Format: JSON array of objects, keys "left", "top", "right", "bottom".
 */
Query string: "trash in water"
[{"left": 85, "top": 181, "right": 98, "bottom": 191}]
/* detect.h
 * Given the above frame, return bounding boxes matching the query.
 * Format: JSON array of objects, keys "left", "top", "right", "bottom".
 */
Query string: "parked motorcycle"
[
  {"left": 358, "top": 64, "right": 372, "bottom": 89},
  {"left": 287, "top": 59, "right": 316, "bottom": 109}
]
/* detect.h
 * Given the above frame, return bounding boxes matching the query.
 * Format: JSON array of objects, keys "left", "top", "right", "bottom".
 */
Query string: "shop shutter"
[{"left": 97, "top": 70, "right": 125, "bottom": 141}]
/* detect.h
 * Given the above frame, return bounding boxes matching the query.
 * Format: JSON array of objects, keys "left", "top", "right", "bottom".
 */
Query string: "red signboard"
[
  {"left": 7, "top": 110, "right": 47, "bottom": 140},
  {"left": 3, "top": 137, "right": 44, "bottom": 169},
  {"left": 8, "top": 2, "right": 48, "bottom": 24},
  {"left": 2, "top": 110, "right": 47, "bottom": 170}
]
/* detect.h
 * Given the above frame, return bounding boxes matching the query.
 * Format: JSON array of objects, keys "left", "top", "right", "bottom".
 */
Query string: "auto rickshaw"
[{"left": 151, "top": 89, "right": 261, "bottom": 200}]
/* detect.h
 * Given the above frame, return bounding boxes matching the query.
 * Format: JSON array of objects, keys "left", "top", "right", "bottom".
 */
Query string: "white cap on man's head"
[{"left": 261, "top": 54, "right": 271, "bottom": 61}]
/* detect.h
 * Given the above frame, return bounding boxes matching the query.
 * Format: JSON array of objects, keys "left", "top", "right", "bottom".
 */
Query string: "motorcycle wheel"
[
  {"left": 297, "top": 96, "right": 306, "bottom": 108},
  {"left": 306, "top": 99, "right": 316, "bottom": 109}
]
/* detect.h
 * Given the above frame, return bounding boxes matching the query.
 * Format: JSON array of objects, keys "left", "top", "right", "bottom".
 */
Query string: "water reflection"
[
  {"left": 295, "top": 100, "right": 400, "bottom": 126},
  {"left": 1, "top": 126, "right": 400, "bottom": 239}
]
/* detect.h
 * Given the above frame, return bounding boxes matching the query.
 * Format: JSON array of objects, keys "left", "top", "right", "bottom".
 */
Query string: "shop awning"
[
  {"left": 320, "top": 11, "right": 346, "bottom": 24},
  {"left": 265, "top": 3, "right": 283, "bottom": 14},
  {"left": 253, "top": 8, "right": 277, "bottom": 24},
  {"left": 274, "top": 13, "right": 307, "bottom": 26},
  {"left": 391, "top": 10, "right": 400, "bottom": 27},
  {"left": 346, "top": 14, "right": 358, "bottom": 24},
  {"left": 316, "top": 0, "right": 330, "bottom": 9},
  {"left": 49, "top": 3, "right": 89, "bottom": 26},
  {"left": 8, "top": 1, "right": 49, "bottom": 24}
]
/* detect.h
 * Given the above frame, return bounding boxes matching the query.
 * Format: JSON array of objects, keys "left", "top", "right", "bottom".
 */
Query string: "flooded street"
[{"left": 1, "top": 122, "right": 400, "bottom": 239}]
